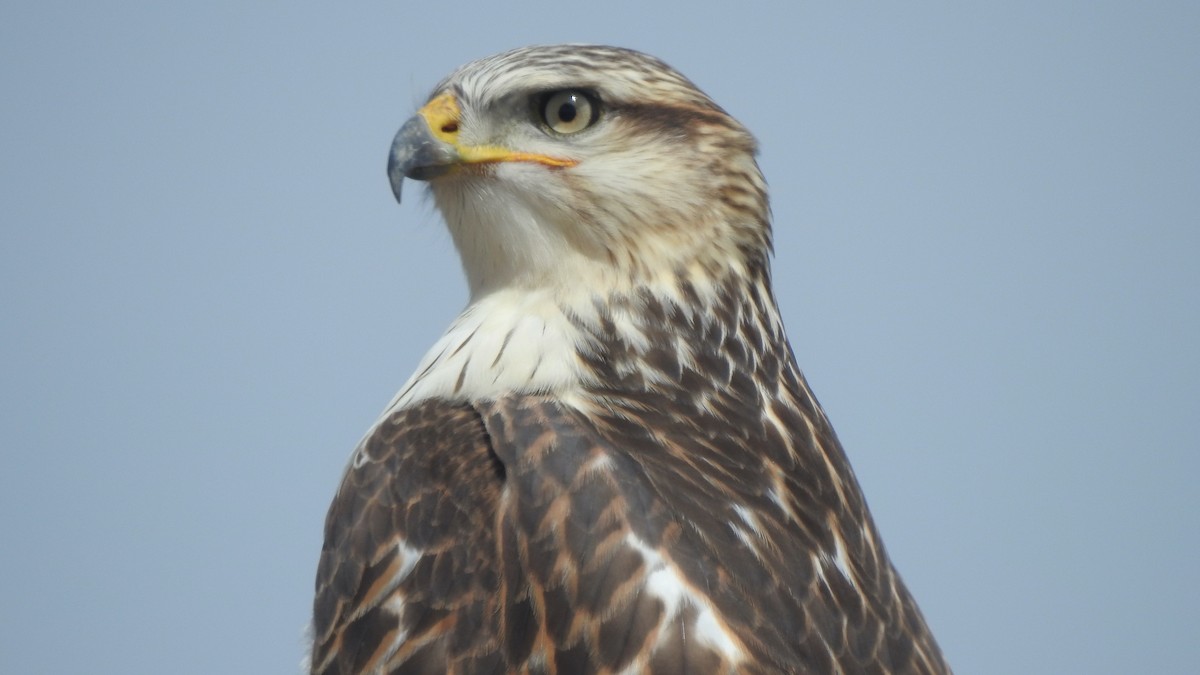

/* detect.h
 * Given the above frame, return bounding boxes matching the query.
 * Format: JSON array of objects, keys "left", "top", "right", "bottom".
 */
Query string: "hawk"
[{"left": 310, "top": 45, "right": 950, "bottom": 674}]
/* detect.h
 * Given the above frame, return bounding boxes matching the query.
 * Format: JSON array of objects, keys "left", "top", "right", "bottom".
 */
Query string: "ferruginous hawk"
[{"left": 310, "top": 44, "right": 950, "bottom": 674}]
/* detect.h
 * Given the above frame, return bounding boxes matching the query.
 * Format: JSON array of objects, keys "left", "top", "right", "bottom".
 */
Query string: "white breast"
[{"left": 378, "top": 288, "right": 595, "bottom": 419}]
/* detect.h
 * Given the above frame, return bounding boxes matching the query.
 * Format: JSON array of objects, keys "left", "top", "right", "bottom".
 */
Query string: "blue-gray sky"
[{"left": 2, "top": 2, "right": 1197, "bottom": 673}]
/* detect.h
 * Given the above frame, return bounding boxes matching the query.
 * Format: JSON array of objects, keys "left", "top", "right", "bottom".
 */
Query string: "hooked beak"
[
  {"left": 387, "top": 92, "right": 578, "bottom": 204},
  {"left": 387, "top": 114, "right": 456, "bottom": 203}
]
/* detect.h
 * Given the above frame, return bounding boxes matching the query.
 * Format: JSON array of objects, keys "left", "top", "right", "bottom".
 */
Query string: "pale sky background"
[{"left": 2, "top": 2, "right": 1197, "bottom": 673}]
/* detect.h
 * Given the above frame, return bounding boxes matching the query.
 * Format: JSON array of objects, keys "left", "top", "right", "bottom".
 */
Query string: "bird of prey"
[{"left": 310, "top": 44, "right": 950, "bottom": 675}]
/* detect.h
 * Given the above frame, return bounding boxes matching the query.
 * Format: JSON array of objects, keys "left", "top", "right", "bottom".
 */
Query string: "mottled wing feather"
[
  {"left": 311, "top": 403, "right": 506, "bottom": 675},
  {"left": 482, "top": 396, "right": 758, "bottom": 674},
  {"left": 481, "top": 392, "right": 948, "bottom": 674},
  {"left": 313, "top": 390, "right": 946, "bottom": 674}
]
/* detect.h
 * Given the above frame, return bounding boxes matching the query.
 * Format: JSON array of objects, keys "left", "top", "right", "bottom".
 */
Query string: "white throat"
[{"left": 376, "top": 259, "right": 753, "bottom": 427}]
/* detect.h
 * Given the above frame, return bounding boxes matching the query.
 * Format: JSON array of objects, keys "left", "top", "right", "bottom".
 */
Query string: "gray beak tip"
[{"left": 387, "top": 152, "right": 405, "bottom": 204}]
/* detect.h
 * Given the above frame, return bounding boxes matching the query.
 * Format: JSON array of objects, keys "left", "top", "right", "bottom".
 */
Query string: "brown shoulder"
[{"left": 310, "top": 400, "right": 505, "bottom": 675}]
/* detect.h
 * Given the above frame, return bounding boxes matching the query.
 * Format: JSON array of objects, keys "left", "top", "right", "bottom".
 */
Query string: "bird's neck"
[
  {"left": 379, "top": 263, "right": 792, "bottom": 417},
  {"left": 570, "top": 264, "right": 793, "bottom": 402}
]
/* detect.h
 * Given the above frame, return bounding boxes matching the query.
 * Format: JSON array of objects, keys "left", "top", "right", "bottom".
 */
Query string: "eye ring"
[{"left": 539, "top": 90, "right": 599, "bottom": 135}]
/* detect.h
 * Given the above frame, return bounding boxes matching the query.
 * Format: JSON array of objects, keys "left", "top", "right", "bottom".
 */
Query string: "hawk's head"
[{"left": 389, "top": 45, "right": 771, "bottom": 298}]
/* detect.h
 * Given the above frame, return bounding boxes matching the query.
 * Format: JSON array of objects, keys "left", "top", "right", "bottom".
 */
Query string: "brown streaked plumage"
[{"left": 311, "top": 44, "right": 950, "bottom": 674}]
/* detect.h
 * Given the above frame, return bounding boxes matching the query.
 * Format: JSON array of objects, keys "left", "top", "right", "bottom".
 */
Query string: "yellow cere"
[{"left": 418, "top": 93, "right": 462, "bottom": 145}]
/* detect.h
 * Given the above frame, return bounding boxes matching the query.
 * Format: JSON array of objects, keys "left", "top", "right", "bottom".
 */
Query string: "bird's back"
[{"left": 311, "top": 279, "right": 949, "bottom": 674}]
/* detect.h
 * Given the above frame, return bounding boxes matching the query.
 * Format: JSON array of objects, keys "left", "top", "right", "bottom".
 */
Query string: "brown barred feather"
[{"left": 312, "top": 271, "right": 949, "bottom": 673}]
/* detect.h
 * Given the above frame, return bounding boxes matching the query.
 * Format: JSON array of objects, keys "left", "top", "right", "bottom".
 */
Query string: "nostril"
[{"left": 441, "top": 122, "right": 458, "bottom": 133}]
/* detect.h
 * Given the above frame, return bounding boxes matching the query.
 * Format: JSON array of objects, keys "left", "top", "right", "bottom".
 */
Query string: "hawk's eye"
[{"left": 539, "top": 90, "right": 598, "bottom": 135}]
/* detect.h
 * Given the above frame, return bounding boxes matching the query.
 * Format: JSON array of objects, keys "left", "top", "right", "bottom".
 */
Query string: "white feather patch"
[
  {"left": 378, "top": 287, "right": 593, "bottom": 416},
  {"left": 625, "top": 533, "right": 744, "bottom": 664}
]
